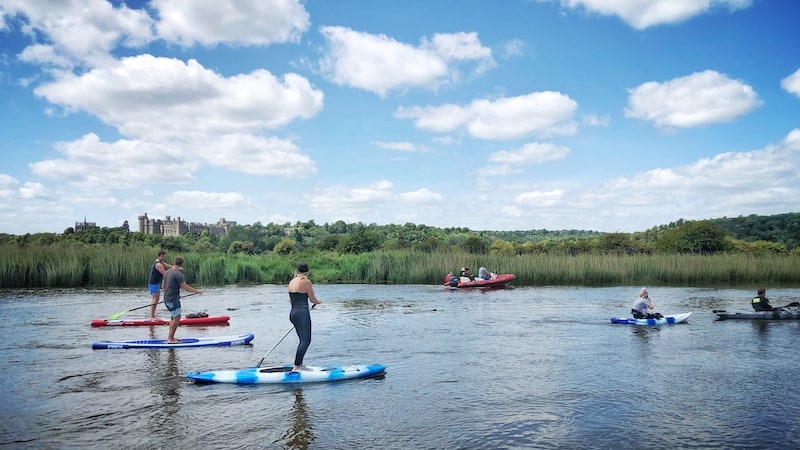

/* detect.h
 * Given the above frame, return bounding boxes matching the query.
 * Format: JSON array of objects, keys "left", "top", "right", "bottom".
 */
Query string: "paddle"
[
  {"left": 257, "top": 304, "right": 316, "bottom": 368},
  {"left": 108, "top": 293, "right": 198, "bottom": 320}
]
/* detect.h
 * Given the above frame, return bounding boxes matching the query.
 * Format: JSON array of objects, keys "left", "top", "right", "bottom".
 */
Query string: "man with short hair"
[
  {"left": 148, "top": 250, "right": 172, "bottom": 320},
  {"left": 163, "top": 256, "right": 203, "bottom": 343}
]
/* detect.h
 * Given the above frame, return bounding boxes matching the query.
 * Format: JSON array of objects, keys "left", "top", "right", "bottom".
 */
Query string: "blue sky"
[{"left": 1, "top": 0, "right": 798, "bottom": 235}]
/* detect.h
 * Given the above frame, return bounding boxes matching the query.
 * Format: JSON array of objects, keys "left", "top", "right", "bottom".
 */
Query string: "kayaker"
[
  {"left": 631, "top": 287, "right": 663, "bottom": 319},
  {"left": 147, "top": 250, "right": 172, "bottom": 321},
  {"left": 163, "top": 256, "right": 203, "bottom": 344},
  {"left": 751, "top": 288, "right": 776, "bottom": 311},
  {"left": 288, "top": 261, "right": 322, "bottom": 372}
]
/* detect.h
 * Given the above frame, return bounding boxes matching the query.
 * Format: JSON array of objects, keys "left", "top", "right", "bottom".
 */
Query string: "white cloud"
[
  {"left": 551, "top": 0, "right": 752, "bottom": 30},
  {"left": 166, "top": 191, "right": 251, "bottom": 210},
  {"left": 318, "top": 26, "right": 494, "bottom": 96},
  {"left": 154, "top": 0, "right": 310, "bottom": 47},
  {"left": 489, "top": 142, "right": 571, "bottom": 165},
  {"left": 625, "top": 70, "right": 760, "bottom": 128},
  {"left": 781, "top": 68, "right": 800, "bottom": 97},
  {"left": 33, "top": 55, "right": 324, "bottom": 140},
  {"left": 373, "top": 141, "right": 427, "bottom": 152},
  {"left": 3, "top": 0, "right": 155, "bottom": 68},
  {"left": 396, "top": 91, "right": 578, "bottom": 140},
  {"left": 200, "top": 134, "right": 317, "bottom": 177},
  {"left": 398, "top": 188, "right": 444, "bottom": 203},
  {"left": 29, "top": 133, "right": 197, "bottom": 189}
]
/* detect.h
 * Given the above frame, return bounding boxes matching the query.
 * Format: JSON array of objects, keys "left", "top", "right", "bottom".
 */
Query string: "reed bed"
[{"left": 1, "top": 245, "right": 798, "bottom": 288}]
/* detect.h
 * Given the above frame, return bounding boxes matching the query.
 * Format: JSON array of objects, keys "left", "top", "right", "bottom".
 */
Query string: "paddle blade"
[{"left": 108, "top": 309, "right": 130, "bottom": 320}]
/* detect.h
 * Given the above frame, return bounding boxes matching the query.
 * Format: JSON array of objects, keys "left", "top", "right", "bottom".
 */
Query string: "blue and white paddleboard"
[
  {"left": 186, "top": 363, "right": 386, "bottom": 384},
  {"left": 92, "top": 333, "right": 254, "bottom": 349},
  {"left": 610, "top": 312, "right": 691, "bottom": 325}
]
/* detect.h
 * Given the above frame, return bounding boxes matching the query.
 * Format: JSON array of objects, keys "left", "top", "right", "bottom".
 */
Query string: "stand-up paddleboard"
[
  {"left": 92, "top": 333, "right": 254, "bottom": 349},
  {"left": 610, "top": 312, "right": 691, "bottom": 325},
  {"left": 91, "top": 315, "right": 230, "bottom": 327},
  {"left": 186, "top": 363, "right": 386, "bottom": 384}
]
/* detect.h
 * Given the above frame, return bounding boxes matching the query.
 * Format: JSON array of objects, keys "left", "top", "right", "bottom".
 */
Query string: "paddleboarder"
[
  {"left": 147, "top": 250, "right": 172, "bottom": 321},
  {"left": 288, "top": 261, "right": 322, "bottom": 372},
  {"left": 163, "top": 256, "right": 203, "bottom": 344}
]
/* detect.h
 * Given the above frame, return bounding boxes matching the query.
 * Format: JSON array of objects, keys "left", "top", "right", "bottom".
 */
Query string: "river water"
[{"left": 1, "top": 284, "right": 799, "bottom": 449}]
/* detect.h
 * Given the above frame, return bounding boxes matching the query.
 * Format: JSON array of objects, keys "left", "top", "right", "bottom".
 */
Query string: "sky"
[{"left": 1, "top": 0, "right": 799, "bottom": 236}]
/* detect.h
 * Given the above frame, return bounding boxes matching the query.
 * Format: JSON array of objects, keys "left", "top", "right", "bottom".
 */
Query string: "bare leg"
[
  {"left": 150, "top": 293, "right": 160, "bottom": 319},
  {"left": 167, "top": 315, "right": 181, "bottom": 343}
]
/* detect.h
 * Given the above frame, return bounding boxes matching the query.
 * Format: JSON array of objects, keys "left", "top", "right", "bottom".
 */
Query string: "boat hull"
[
  {"left": 610, "top": 312, "right": 691, "bottom": 325},
  {"left": 715, "top": 310, "right": 800, "bottom": 320}
]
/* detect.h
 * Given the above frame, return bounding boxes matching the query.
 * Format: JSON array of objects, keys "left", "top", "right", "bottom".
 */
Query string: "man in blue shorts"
[
  {"left": 162, "top": 256, "right": 203, "bottom": 343},
  {"left": 148, "top": 250, "right": 172, "bottom": 320}
]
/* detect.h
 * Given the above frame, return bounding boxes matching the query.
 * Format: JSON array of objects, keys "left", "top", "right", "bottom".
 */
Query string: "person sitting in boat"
[
  {"left": 478, "top": 266, "right": 496, "bottom": 280},
  {"left": 751, "top": 288, "right": 775, "bottom": 311},
  {"left": 460, "top": 267, "right": 475, "bottom": 281},
  {"left": 631, "top": 287, "right": 663, "bottom": 319}
]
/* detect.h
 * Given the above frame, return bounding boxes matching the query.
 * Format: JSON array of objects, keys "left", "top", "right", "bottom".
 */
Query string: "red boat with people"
[{"left": 444, "top": 272, "right": 515, "bottom": 289}]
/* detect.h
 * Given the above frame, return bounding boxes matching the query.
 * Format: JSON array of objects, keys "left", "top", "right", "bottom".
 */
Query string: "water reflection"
[
  {"left": 146, "top": 349, "right": 184, "bottom": 439},
  {"left": 280, "top": 388, "right": 315, "bottom": 449}
]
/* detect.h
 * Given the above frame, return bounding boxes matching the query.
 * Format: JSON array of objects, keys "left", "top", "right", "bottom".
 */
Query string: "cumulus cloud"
[
  {"left": 781, "top": 68, "right": 800, "bottom": 97},
  {"left": 33, "top": 55, "right": 324, "bottom": 140},
  {"left": 154, "top": 0, "right": 310, "bottom": 46},
  {"left": 2, "top": 0, "right": 155, "bottom": 68},
  {"left": 318, "top": 26, "right": 495, "bottom": 96},
  {"left": 29, "top": 133, "right": 197, "bottom": 189},
  {"left": 307, "top": 180, "right": 446, "bottom": 222},
  {"left": 625, "top": 70, "right": 760, "bottom": 128},
  {"left": 373, "top": 141, "right": 427, "bottom": 152},
  {"left": 489, "top": 142, "right": 571, "bottom": 165},
  {"left": 396, "top": 91, "right": 578, "bottom": 140},
  {"left": 549, "top": 0, "right": 752, "bottom": 30}
]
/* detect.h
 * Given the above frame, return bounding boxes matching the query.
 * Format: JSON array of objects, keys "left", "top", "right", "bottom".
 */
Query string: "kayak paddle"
[
  {"left": 257, "top": 303, "right": 316, "bottom": 367},
  {"left": 108, "top": 293, "right": 198, "bottom": 320}
]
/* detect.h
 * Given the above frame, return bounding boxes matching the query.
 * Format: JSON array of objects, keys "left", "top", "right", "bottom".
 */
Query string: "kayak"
[
  {"left": 90, "top": 315, "right": 230, "bottom": 327},
  {"left": 92, "top": 333, "right": 254, "bottom": 349},
  {"left": 186, "top": 363, "right": 386, "bottom": 384},
  {"left": 444, "top": 272, "right": 516, "bottom": 288},
  {"left": 715, "top": 309, "right": 800, "bottom": 320},
  {"left": 610, "top": 312, "right": 691, "bottom": 325}
]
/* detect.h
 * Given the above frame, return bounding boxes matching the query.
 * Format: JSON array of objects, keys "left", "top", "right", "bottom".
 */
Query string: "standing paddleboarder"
[
  {"left": 288, "top": 261, "right": 322, "bottom": 371},
  {"left": 163, "top": 256, "right": 203, "bottom": 344}
]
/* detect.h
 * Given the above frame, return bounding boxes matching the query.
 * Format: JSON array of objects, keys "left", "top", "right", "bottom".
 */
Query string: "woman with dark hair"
[{"left": 288, "top": 261, "right": 322, "bottom": 372}]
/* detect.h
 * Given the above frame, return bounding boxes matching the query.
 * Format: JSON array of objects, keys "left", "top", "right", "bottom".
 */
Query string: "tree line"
[{"left": 1, "top": 212, "right": 799, "bottom": 257}]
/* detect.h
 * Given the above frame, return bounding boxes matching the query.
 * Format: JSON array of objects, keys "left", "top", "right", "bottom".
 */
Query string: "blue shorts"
[
  {"left": 149, "top": 284, "right": 161, "bottom": 295},
  {"left": 165, "top": 299, "right": 182, "bottom": 318}
]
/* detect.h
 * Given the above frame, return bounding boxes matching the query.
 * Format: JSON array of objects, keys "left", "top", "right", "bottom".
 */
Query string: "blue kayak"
[
  {"left": 610, "top": 312, "right": 691, "bottom": 325},
  {"left": 186, "top": 363, "right": 386, "bottom": 384},
  {"left": 92, "top": 333, "right": 254, "bottom": 349}
]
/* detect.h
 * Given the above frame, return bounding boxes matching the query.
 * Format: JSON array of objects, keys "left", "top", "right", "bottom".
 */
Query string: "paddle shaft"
[
  {"left": 257, "top": 303, "right": 316, "bottom": 368},
  {"left": 109, "top": 293, "right": 197, "bottom": 319}
]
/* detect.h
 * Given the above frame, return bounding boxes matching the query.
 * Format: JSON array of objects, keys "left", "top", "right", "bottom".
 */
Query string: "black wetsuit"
[{"left": 289, "top": 292, "right": 311, "bottom": 366}]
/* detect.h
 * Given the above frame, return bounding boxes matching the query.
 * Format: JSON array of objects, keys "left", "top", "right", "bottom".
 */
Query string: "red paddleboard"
[{"left": 91, "top": 315, "right": 230, "bottom": 327}]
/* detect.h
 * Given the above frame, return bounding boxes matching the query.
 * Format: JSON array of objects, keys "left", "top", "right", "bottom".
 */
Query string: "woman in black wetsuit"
[{"left": 288, "top": 261, "right": 322, "bottom": 372}]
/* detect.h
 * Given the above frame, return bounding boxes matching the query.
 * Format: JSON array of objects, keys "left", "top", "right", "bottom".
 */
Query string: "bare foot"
[
  {"left": 292, "top": 365, "right": 311, "bottom": 372},
  {"left": 167, "top": 339, "right": 181, "bottom": 344}
]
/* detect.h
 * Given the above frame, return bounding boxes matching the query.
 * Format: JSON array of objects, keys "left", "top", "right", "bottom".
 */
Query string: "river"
[{"left": 1, "top": 284, "right": 799, "bottom": 449}]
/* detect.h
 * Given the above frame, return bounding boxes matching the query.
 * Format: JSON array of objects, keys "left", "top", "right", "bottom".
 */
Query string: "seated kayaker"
[
  {"left": 460, "top": 267, "right": 474, "bottom": 281},
  {"left": 751, "top": 288, "right": 798, "bottom": 311},
  {"left": 752, "top": 288, "right": 775, "bottom": 311},
  {"left": 631, "top": 287, "right": 663, "bottom": 319}
]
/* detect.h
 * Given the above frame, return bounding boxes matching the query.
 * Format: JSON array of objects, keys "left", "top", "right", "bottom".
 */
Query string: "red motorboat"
[{"left": 444, "top": 272, "right": 515, "bottom": 288}]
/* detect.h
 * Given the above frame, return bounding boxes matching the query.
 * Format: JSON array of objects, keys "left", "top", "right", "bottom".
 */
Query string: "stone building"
[{"left": 137, "top": 213, "right": 235, "bottom": 236}]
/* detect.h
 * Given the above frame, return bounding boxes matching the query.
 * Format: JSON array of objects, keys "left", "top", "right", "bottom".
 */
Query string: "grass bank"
[{"left": 1, "top": 245, "right": 798, "bottom": 288}]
